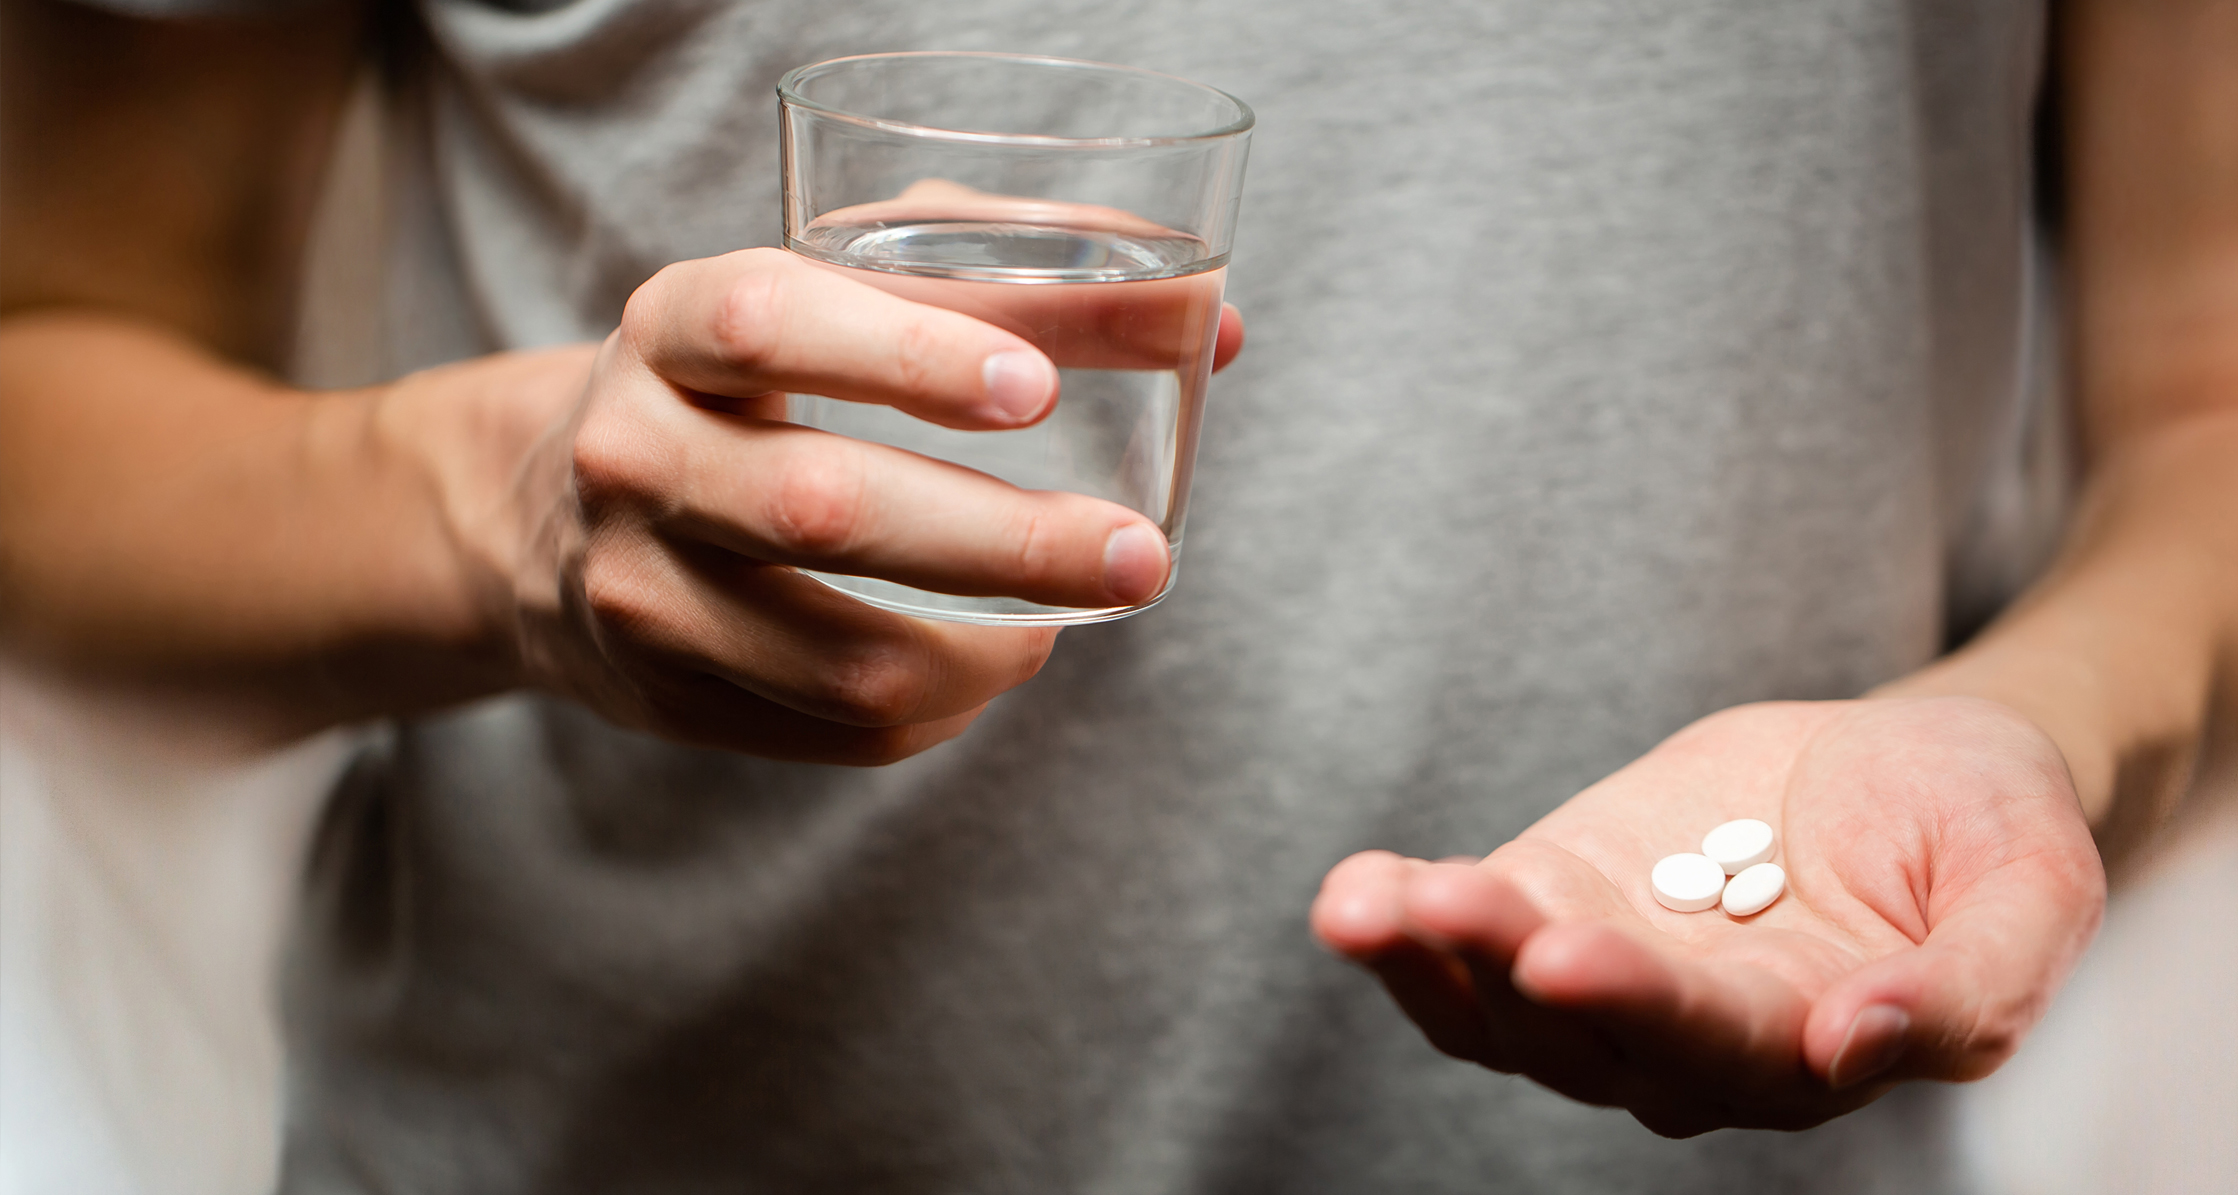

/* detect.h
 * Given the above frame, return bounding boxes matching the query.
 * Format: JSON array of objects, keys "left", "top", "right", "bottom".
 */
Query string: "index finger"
[{"left": 622, "top": 247, "right": 1059, "bottom": 430}]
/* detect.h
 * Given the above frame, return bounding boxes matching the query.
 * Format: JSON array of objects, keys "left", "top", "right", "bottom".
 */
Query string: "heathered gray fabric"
[{"left": 272, "top": 0, "right": 2053, "bottom": 1190}]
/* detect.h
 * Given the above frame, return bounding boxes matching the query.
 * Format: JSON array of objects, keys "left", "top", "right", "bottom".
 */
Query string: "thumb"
[{"left": 1804, "top": 850, "right": 2105, "bottom": 1089}]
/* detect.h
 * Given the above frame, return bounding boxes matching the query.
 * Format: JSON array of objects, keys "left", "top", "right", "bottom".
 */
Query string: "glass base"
[{"left": 801, "top": 570, "right": 1173, "bottom": 626}]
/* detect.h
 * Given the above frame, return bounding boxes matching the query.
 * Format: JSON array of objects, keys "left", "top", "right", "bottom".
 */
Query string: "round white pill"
[
  {"left": 1650, "top": 853, "right": 1726, "bottom": 913},
  {"left": 1700, "top": 818, "right": 1777, "bottom": 874},
  {"left": 1721, "top": 862, "right": 1787, "bottom": 917}
]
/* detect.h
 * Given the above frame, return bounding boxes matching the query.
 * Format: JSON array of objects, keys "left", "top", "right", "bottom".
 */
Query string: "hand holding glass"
[{"left": 779, "top": 52, "right": 1252, "bottom": 624}]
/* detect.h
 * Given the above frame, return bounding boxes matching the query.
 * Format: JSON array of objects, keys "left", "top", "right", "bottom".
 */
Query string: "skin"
[
  {"left": 0, "top": 0, "right": 2231, "bottom": 1142},
  {"left": 1313, "top": 0, "right": 2238, "bottom": 1135},
  {"left": 1313, "top": 698, "right": 2103, "bottom": 1135},
  {"left": 0, "top": 0, "right": 1240, "bottom": 763}
]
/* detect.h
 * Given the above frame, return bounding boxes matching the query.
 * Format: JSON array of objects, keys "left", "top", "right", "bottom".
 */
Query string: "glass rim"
[{"left": 776, "top": 51, "right": 1255, "bottom": 149}]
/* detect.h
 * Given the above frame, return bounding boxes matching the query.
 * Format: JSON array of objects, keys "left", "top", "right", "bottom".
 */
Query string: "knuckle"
[
  {"left": 577, "top": 548, "right": 669, "bottom": 641},
  {"left": 570, "top": 422, "right": 630, "bottom": 501},
  {"left": 887, "top": 314, "right": 948, "bottom": 399},
  {"left": 812, "top": 639, "right": 930, "bottom": 727},
  {"left": 618, "top": 260, "right": 711, "bottom": 355},
  {"left": 616, "top": 266, "right": 674, "bottom": 344},
  {"left": 1009, "top": 506, "right": 1061, "bottom": 589},
  {"left": 569, "top": 413, "right": 659, "bottom": 513},
  {"left": 710, "top": 259, "right": 791, "bottom": 373},
  {"left": 764, "top": 441, "right": 870, "bottom": 558}
]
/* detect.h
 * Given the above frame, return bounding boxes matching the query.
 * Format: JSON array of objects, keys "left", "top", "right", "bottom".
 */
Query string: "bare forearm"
[
  {"left": 1879, "top": 0, "right": 2238, "bottom": 835},
  {"left": 1878, "top": 412, "right": 2238, "bottom": 828},
  {"left": 0, "top": 311, "right": 572, "bottom": 728}
]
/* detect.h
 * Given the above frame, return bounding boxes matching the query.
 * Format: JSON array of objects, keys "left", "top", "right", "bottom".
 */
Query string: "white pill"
[
  {"left": 1721, "top": 862, "right": 1787, "bottom": 917},
  {"left": 1651, "top": 853, "right": 1727, "bottom": 912},
  {"left": 1701, "top": 818, "right": 1777, "bottom": 874}
]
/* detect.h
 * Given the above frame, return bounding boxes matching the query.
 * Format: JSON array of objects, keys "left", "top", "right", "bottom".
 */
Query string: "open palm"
[{"left": 1312, "top": 697, "right": 2105, "bottom": 1136}]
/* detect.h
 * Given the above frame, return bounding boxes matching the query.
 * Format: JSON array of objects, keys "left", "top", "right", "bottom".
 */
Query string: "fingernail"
[
  {"left": 1829, "top": 1004, "right": 1910, "bottom": 1089},
  {"left": 1101, "top": 523, "right": 1169, "bottom": 604},
  {"left": 981, "top": 351, "right": 1054, "bottom": 423}
]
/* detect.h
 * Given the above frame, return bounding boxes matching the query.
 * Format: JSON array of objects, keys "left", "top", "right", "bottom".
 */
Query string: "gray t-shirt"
[{"left": 266, "top": 0, "right": 2060, "bottom": 1190}]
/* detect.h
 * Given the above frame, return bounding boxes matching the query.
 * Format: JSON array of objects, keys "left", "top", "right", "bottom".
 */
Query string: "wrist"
[
  {"left": 1872, "top": 652, "right": 2128, "bottom": 826},
  {"left": 361, "top": 344, "right": 599, "bottom": 701},
  {"left": 1876, "top": 413, "right": 2238, "bottom": 829}
]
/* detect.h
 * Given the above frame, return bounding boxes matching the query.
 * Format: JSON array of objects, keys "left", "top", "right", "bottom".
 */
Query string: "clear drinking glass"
[{"left": 777, "top": 52, "right": 1253, "bottom": 625}]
